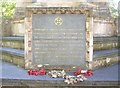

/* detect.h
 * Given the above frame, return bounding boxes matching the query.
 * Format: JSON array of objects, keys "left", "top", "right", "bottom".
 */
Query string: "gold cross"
[{"left": 54, "top": 17, "right": 63, "bottom": 26}]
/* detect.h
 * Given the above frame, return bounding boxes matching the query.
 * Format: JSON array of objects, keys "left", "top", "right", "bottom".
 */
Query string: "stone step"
[
  {"left": 1, "top": 36, "right": 119, "bottom": 50},
  {"left": 1, "top": 61, "right": 119, "bottom": 86},
  {"left": 1, "top": 47, "right": 119, "bottom": 59},
  {"left": 0, "top": 47, "right": 24, "bottom": 57},
  {"left": 1, "top": 36, "right": 118, "bottom": 42},
  {"left": 93, "top": 36, "right": 118, "bottom": 42},
  {"left": 93, "top": 42, "right": 118, "bottom": 51},
  {"left": 0, "top": 36, "right": 24, "bottom": 50},
  {"left": 93, "top": 49, "right": 120, "bottom": 59},
  {"left": 92, "top": 49, "right": 119, "bottom": 69},
  {"left": 0, "top": 47, "right": 119, "bottom": 69},
  {"left": 0, "top": 36, "right": 24, "bottom": 41},
  {"left": 0, "top": 47, "right": 24, "bottom": 67},
  {"left": 2, "top": 79, "right": 119, "bottom": 87},
  {"left": 93, "top": 37, "right": 119, "bottom": 51}
]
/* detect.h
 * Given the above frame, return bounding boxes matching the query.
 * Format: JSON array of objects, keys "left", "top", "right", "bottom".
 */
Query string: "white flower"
[
  {"left": 37, "top": 64, "right": 43, "bottom": 67},
  {"left": 81, "top": 70, "right": 87, "bottom": 73}
]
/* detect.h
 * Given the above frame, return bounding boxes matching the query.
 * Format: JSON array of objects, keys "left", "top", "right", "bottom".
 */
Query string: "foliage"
[
  {"left": 0, "top": 1, "right": 16, "bottom": 19},
  {"left": 109, "top": 0, "right": 119, "bottom": 18}
]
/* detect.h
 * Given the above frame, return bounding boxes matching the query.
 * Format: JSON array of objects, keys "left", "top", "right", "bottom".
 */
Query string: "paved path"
[{"left": 0, "top": 61, "right": 119, "bottom": 81}]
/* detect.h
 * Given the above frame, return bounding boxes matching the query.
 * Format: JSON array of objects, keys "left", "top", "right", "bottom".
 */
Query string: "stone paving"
[{"left": 0, "top": 61, "right": 119, "bottom": 81}]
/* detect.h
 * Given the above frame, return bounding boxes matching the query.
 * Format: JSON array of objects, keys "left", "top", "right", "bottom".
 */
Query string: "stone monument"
[{"left": 25, "top": 3, "right": 93, "bottom": 70}]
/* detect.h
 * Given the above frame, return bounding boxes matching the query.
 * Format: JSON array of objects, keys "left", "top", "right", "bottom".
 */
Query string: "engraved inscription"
[{"left": 32, "top": 14, "right": 86, "bottom": 65}]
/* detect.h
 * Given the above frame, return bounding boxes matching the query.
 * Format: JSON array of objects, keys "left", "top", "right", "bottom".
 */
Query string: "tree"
[
  {"left": 109, "top": 0, "right": 119, "bottom": 18},
  {"left": 0, "top": 1, "right": 16, "bottom": 19}
]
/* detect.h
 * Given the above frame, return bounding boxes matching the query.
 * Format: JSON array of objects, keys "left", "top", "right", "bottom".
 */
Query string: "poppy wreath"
[
  {"left": 74, "top": 69, "right": 93, "bottom": 76},
  {"left": 74, "top": 69, "right": 82, "bottom": 76},
  {"left": 28, "top": 68, "right": 46, "bottom": 76},
  {"left": 84, "top": 70, "right": 93, "bottom": 76}
]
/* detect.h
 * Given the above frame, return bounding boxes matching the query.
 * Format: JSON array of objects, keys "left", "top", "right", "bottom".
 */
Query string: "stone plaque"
[{"left": 32, "top": 14, "right": 86, "bottom": 66}]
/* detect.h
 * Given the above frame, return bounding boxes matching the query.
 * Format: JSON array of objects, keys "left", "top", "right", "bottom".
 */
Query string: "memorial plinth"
[{"left": 25, "top": 6, "right": 93, "bottom": 70}]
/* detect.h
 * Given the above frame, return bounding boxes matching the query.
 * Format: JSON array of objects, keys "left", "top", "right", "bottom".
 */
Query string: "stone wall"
[
  {"left": 2, "top": 19, "right": 25, "bottom": 37},
  {"left": 2, "top": 19, "right": 13, "bottom": 36},
  {"left": 11, "top": 20, "right": 25, "bottom": 36},
  {"left": 93, "top": 19, "right": 117, "bottom": 37}
]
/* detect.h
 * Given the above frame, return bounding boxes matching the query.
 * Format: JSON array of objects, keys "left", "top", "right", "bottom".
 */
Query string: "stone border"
[
  {"left": 2, "top": 79, "right": 119, "bottom": 87},
  {"left": 25, "top": 7, "right": 93, "bottom": 70},
  {"left": 93, "top": 56, "right": 119, "bottom": 70}
]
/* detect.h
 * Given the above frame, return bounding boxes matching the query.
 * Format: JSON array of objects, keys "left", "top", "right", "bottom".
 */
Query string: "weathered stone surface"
[
  {"left": 0, "top": 46, "right": 24, "bottom": 67},
  {"left": 1, "top": 37, "right": 24, "bottom": 50},
  {"left": 94, "top": 42, "right": 118, "bottom": 51},
  {"left": 1, "top": 52, "right": 25, "bottom": 67},
  {"left": 2, "top": 79, "right": 119, "bottom": 87},
  {"left": 92, "top": 56, "right": 119, "bottom": 70}
]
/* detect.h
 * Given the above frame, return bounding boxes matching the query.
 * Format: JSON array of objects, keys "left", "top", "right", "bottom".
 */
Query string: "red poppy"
[
  {"left": 39, "top": 68, "right": 47, "bottom": 75},
  {"left": 74, "top": 69, "right": 82, "bottom": 76},
  {"left": 84, "top": 71, "right": 93, "bottom": 76},
  {"left": 28, "top": 70, "right": 34, "bottom": 75},
  {"left": 27, "top": 68, "right": 46, "bottom": 76}
]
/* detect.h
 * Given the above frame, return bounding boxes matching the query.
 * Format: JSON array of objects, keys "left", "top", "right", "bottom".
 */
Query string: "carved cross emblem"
[{"left": 54, "top": 17, "right": 63, "bottom": 26}]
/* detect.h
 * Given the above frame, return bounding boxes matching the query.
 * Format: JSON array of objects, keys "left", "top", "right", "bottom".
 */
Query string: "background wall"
[
  {"left": 2, "top": 19, "right": 12, "bottom": 36},
  {"left": 12, "top": 21, "right": 25, "bottom": 36},
  {"left": 93, "top": 19, "right": 117, "bottom": 37}
]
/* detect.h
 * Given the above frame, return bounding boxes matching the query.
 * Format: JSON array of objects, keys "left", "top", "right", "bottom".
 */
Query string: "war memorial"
[{"left": 0, "top": 0, "right": 120, "bottom": 87}]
